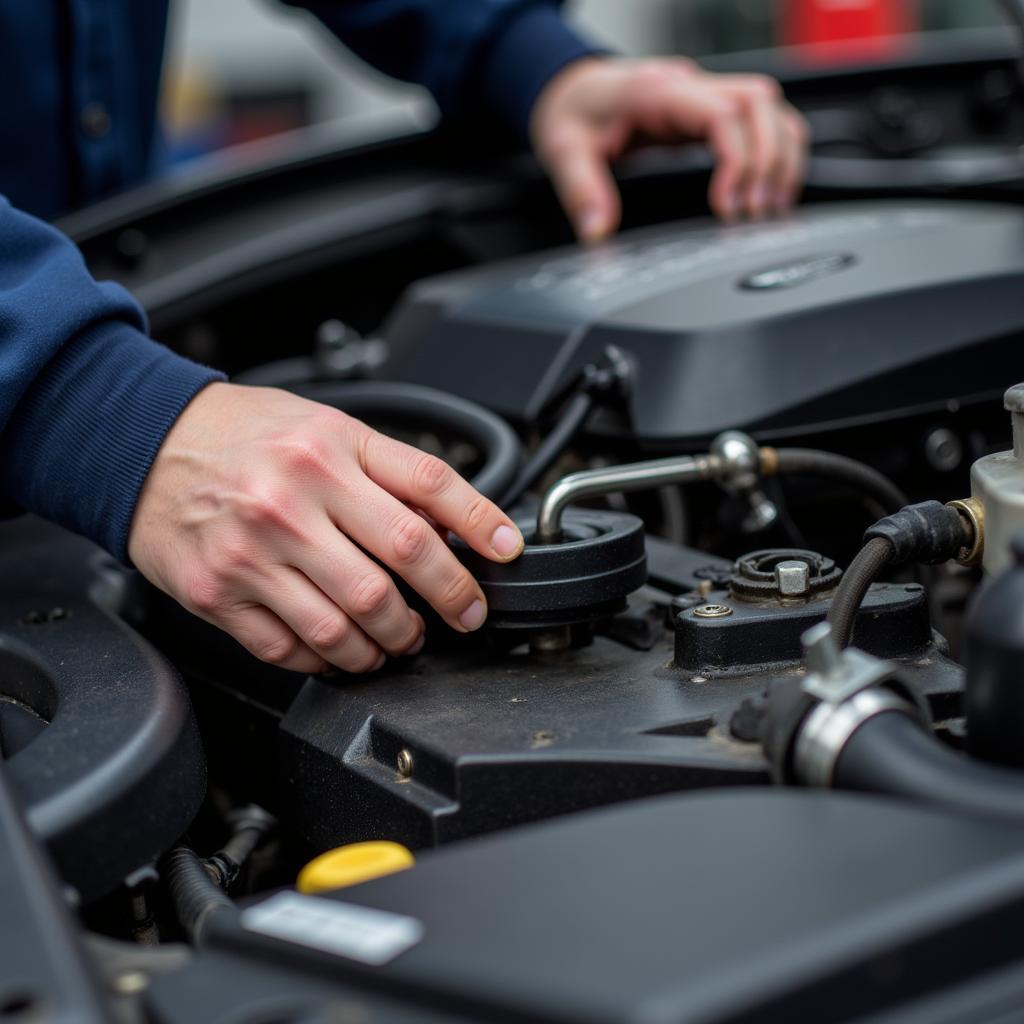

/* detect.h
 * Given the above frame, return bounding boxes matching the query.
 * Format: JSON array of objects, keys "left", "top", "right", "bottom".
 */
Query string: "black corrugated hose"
[
  {"left": 162, "top": 846, "right": 236, "bottom": 944},
  {"left": 826, "top": 502, "right": 972, "bottom": 649},
  {"left": 826, "top": 537, "right": 894, "bottom": 649}
]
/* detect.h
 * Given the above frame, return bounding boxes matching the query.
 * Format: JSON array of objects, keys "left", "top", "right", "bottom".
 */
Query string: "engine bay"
[{"left": 10, "top": 28, "right": 1024, "bottom": 1024}]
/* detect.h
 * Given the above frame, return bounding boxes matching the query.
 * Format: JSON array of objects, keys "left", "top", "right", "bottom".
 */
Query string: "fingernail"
[
  {"left": 406, "top": 634, "right": 425, "bottom": 656},
  {"left": 578, "top": 208, "right": 605, "bottom": 242},
  {"left": 773, "top": 190, "right": 790, "bottom": 212},
  {"left": 459, "top": 600, "right": 486, "bottom": 632},
  {"left": 750, "top": 184, "right": 769, "bottom": 216},
  {"left": 371, "top": 652, "right": 387, "bottom": 672},
  {"left": 721, "top": 193, "right": 741, "bottom": 221},
  {"left": 491, "top": 524, "right": 523, "bottom": 559}
]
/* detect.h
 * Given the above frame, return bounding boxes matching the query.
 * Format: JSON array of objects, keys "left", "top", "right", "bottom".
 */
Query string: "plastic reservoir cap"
[{"left": 297, "top": 841, "right": 415, "bottom": 894}]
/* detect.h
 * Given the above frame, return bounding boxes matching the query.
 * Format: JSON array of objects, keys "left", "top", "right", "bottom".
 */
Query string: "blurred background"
[{"left": 162, "top": 1, "right": 1005, "bottom": 164}]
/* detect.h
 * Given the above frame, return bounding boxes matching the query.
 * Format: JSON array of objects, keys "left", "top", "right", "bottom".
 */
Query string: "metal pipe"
[{"left": 535, "top": 454, "right": 722, "bottom": 543}]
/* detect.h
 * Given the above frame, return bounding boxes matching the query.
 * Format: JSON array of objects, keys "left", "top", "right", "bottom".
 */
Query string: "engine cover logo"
[{"left": 740, "top": 252, "right": 856, "bottom": 291}]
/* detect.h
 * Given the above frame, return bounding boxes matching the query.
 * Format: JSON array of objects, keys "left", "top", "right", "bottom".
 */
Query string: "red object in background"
[{"left": 780, "top": 0, "right": 919, "bottom": 61}]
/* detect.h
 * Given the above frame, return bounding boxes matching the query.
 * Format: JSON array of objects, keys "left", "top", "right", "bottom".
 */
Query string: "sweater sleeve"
[
  {"left": 282, "top": 0, "right": 599, "bottom": 140},
  {"left": 0, "top": 196, "right": 224, "bottom": 562}
]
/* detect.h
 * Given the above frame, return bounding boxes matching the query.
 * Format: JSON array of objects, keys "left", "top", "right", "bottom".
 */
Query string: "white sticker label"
[{"left": 241, "top": 892, "right": 424, "bottom": 966}]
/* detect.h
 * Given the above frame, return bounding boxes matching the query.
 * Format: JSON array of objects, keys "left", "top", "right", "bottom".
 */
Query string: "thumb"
[{"left": 541, "top": 126, "right": 621, "bottom": 243}]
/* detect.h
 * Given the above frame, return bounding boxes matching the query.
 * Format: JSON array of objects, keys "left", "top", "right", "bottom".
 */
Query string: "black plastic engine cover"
[
  {"left": 150, "top": 790, "right": 1024, "bottom": 1024},
  {"left": 385, "top": 200, "right": 1024, "bottom": 444},
  {"left": 0, "top": 517, "right": 206, "bottom": 903}
]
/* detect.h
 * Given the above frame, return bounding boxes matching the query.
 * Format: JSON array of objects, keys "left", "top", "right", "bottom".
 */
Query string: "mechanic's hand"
[
  {"left": 128, "top": 382, "right": 524, "bottom": 675},
  {"left": 531, "top": 56, "right": 811, "bottom": 241}
]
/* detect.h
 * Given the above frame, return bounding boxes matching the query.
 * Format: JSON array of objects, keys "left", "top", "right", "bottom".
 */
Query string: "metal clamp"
[
  {"left": 795, "top": 688, "right": 920, "bottom": 788},
  {"left": 793, "top": 623, "right": 930, "bottom": 788}
]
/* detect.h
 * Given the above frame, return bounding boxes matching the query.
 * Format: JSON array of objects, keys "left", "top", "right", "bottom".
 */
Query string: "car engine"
[{"left": 8, "top": 26, "right": 1024, "bottom": 1024}]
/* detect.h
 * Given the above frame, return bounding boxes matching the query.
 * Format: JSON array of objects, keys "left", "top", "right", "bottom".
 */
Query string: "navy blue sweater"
[{"left": 0, "top": 0, "right": 593, "bottom": 561}]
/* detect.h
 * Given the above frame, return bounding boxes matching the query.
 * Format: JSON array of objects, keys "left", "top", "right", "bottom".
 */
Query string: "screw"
[
  {"left": 396, "top": 749, "right": 414, "bottom": 779},
  {"left": 775, "top": 559, "right": 811, "bottom": 596},
  {"left": 693, "top": 603, "right": 733, "bottom": 619}
]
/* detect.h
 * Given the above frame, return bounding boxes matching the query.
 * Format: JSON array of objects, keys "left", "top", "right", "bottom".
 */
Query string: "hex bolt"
[{"left": 775, "top": 559, "right": 811, "bottom": 597}]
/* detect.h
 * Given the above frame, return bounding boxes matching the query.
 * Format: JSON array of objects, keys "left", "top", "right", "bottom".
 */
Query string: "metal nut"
[{"left": 947, "top": 497, "right": 985, "bottom": 568}]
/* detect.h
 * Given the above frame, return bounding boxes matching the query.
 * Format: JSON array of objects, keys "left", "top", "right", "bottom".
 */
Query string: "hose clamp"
[
  {"left": 793, "top": 623, "right": 931, "bottom": 787},
  {"left": 795, "top": 688, "right": 922, "bottom": 788}
]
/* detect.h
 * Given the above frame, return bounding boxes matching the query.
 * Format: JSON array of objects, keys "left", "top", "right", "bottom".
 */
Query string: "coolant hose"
[
  {"left": 288, "top": 381, "right": 522, "bottom": 501},
  {"left": 770, "top": 448, "right": 908, "bottom": 514},
  {"left": 163, "top": 846, "right": 236, "bottom": 944},
  {"left": 834, "top": 709, "right": 1024, "bottom": 824}
]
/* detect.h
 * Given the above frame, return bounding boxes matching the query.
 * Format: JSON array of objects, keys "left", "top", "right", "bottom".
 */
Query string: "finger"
[
  {"left": 363, "top": 434, "right": 524, "bottom": 564},
  {"left": 290, "top": 522, "right": 424, "bottom": 657},
  {"left": 775, "top": 108, "right": 810, "bottom": 211},
  {"left": 661, "top": 80, "right": 747, "bottom": 221},
  {"left": 249, "top": 566, "right": 385, "bottom": 673},
  {"left": 538, "top": 122, "right": 621, "bottom": 242},
  {"left": 331, "top": 476, "right": 491, "bottom": 634},
  {"left": 214, "top": 602, "right": 327, "bottom": 675},
  {"left": 728, "top": 83, "right": 784, "bottom": 218}
]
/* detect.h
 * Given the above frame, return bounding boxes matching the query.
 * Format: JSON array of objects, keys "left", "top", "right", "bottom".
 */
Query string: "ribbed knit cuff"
[
  {"left": 477, "top": 2, "right": 601, "bottom": 143},
  {"left": 0, "top": 323, "right": 224, "bottom": 562}
]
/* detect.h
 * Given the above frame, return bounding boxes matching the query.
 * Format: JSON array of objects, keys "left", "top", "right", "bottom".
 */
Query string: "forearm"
[{"left": 0, "top": 197, "right": 223, "bottom": 560}]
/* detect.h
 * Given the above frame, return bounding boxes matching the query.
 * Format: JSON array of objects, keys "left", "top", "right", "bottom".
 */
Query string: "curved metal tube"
[{"left": 536, "top": 454, "right": 721, "bottom": 542}]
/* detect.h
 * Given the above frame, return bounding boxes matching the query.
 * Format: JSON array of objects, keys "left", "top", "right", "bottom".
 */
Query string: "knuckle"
[
  {"left": 216, "top": 538, "right": 258, "bottom": 575},
  {"left": 746, "top": 74, "right": 781, "bottom": 100},
  {"left": 462, "top": 495, "right": 492, "bottom": 534},
  {"left": 239, "top": 490, "right": 294, "bottom": 533},
  {"left": 411, "top": 453, "right": 453, "bottom": 498},
  {"left": 350, "top": 648, "right": 384, "bottom": 674},
  {"left": 307, "top": 613, "right": 350, "bottom": 651},
  {"left": 540, "top": 125, "right": 576, "bottom": 160},
  {"left": 788, "top": 112, "right": 811, "bottom": 145},
  {"left": 348, "top": 572, "right": 393, "bottom": 618},
  {"left": 277, "top": 432, "right": 333, "bottom": 477},
  {"left": 185, "top": 574, "right": 226, "bottom": 616},
  {"left": 390, "top": 515, "right": 432, "bottom": 566},
  {"left": 253, "top": 632, "right": 298, "bottom": 666},
  {"left": 438, "top": 569, "right": 476, "bottom": 611}
]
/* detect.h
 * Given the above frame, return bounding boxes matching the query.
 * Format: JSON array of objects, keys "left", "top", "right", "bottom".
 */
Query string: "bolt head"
[{"left": 775, "top": 559, "right": 811, "bottom": 596}]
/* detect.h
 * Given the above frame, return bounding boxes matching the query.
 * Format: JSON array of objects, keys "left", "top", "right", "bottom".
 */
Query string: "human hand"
[
  {"left": 530, "top": 56, "right": 811, "bottom": 241},
  {"left": 128, "top": 382, "right": 524, "bottom": 674}
]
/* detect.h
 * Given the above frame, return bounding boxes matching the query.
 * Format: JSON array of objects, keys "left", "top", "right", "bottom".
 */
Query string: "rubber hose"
[
  {"left": 163, "top": 846, "right": 236, "bottom": 944},
  {"left": 772, "top": 449, "right": 908, "bottom": 515},
  {"left": 499, "top": 392, "right": 593, "bottom": 510},
  {"left": 287, "top": 381, "right": 522, "bottom": 501},
  {"left": 834, "top": 710, "right": 1024, "bottom": 823},
  {"left": 826, "top": 536, "right": 894, "bottom": 649}
]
